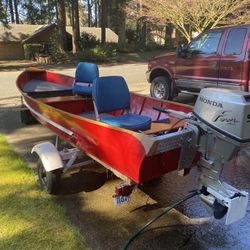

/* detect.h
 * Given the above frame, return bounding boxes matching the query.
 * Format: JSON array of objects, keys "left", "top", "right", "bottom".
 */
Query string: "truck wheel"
[
  {"left": 37, "top": 159, "right": 61, "bottom": 194},
  {"left": 150, "top": 76, "right": 173, "bottom": 100}
]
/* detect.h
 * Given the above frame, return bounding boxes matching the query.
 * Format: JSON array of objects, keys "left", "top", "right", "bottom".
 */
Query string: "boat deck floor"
[
  {"left": 23, "top": 80, "right": 72, "bottom": 92},
  {"left": 35, "top": 90, "right": 185, "bottom": 135}
]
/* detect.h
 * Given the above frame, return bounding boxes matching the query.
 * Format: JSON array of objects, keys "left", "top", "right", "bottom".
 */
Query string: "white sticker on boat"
[{"left": 114, "top": 196, "right": 130, "bottom": 206}]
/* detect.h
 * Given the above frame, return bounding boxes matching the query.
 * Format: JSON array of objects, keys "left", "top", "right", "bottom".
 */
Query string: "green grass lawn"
[{"left": 0, "top": 135, "right": 88, "bottom": 250}]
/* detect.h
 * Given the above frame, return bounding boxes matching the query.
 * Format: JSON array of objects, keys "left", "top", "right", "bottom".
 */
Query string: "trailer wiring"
[{"left": 121, "top": 188, "right": 204, "bottom": 250}]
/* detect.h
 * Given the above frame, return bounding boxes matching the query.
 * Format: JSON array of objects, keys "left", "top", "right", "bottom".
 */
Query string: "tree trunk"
[
  {"left": 94, "top": 0, "right": 98, "bottom": 27},
  {"left": 47, "top": 0, "right": 53, "bottom": 24},
  {"left": 136, "top": 1, "right": 142, "bottom": 42},
  {"left": 101, "top": 0, "right": 108, "bottom": 44},
  {"left": 72, "top": 0, "right": 80, "bottom": 53},
  {"left": 118, "top": 3, "right": 126, "bottom": 45},
  {"left": 141, "top": 18, "right": 147, "bottom": 47},
  {"left": 165, "top": 23, "right": 173, "bottom": 48},
  {"left": 87, "top": 0, "right": 92, "bottom": 27},
  {"left": 13, "top": 0, "right": 19, "bottom": 24},
  {"left": 9, "top": 0, "right": 14, "bottom": 23},
  {"left": 57, "top": 0, "right": 67, "bottom": 52}
]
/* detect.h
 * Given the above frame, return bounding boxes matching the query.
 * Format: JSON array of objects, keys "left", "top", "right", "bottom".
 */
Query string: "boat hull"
[{"left": 17, "top": 69, "right": 196, "bottom": 184}]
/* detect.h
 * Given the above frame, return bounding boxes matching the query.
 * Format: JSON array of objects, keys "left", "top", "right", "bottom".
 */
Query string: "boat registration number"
[{"left": 114, "top": 196, "right": 130, "bottom": 206}]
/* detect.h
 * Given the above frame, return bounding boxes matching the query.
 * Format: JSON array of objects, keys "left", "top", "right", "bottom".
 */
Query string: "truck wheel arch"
[
  {"left": 149, "top": 68, "right": 175, "bottom": 99},
  {"left": 149, "top": 68, "right": 170, "bottom": 82}
]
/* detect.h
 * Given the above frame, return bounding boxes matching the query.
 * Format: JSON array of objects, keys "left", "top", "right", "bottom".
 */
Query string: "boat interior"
[{"left": 21, "top": 63, "right": 192, "bottom": 135}]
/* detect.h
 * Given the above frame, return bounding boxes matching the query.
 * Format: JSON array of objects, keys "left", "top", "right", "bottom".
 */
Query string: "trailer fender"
[{"left": 31, "top": 141, "right": 64, "bottom": 172}]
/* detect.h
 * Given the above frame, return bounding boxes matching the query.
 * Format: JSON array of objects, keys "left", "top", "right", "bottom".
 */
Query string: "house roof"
[
  {"left": 66, "top": 26, "right": 118, "bottom": 43},
  {"left": 0, "top": 24, "right": 118, "bottom": 43},
  {"left": 0, "top": 24, "right": 49, "bottom": 42}
]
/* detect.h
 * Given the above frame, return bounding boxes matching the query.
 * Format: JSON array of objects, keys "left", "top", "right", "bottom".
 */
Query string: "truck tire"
[
  {"left": 150, "top": 76, "right": 173, "bottom": 100},
  {"left": 37, "top": 159, "right": 61, "bottom": 194}
]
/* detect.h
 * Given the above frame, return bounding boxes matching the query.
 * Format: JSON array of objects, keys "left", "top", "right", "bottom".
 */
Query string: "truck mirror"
[
  {"left": 177, "top": 44, "right": 188, "bottom": 58},
  {"left": 176, "top": 44, "right": 183, "bottom": 57}
]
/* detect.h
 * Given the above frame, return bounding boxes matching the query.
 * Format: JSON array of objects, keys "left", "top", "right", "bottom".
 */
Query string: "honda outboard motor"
[
  {"left": 168, "top": 88, "right": 249, "bottom": 224},
  {"left": 191, "top": 88, "right": 249, "bottom": 224}
]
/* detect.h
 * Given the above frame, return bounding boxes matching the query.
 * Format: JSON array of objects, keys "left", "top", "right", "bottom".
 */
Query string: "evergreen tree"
[
  {"left": 72, "top": 0, "right": 80, "bottom": 53},
  {"left": 57, "top": 0, "right": 67, "bottom": 52}
]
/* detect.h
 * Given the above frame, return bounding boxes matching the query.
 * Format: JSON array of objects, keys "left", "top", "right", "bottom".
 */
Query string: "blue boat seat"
[
  {"left": 73, "top": 62, "right": 99, "bottom": 96},
  {"left": 92, "top": 76, "right": 151, "bottom": 131}
]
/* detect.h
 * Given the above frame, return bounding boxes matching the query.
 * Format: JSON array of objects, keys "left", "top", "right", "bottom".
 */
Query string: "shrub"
[
  {"left": 47, "top": 41, "right": 68, "bottom": 63},
  {"left": 117, "top": 42, "right": 137, "bottom": 53},
  {"left": 145, "top": 42, "right": 166, "bottom": 51},
  {"left": 79, "top": 32, "right": 99, "bottom": 49},
  {"left": 23, "top": 44, "right": 43, "bottom": 60},
  {"left": 46, "top": 32, "right": 68, "bottom": 63},
  {"left": 77, "top": 44, "right": 117, "bottom": 63}
]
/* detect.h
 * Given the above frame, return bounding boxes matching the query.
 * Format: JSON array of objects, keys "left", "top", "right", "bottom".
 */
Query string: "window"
[
  {"left": 188, "top": 31, "right": 222, "bottom": 55},
  {"left": 224, "top": 28, "right": 247, "bottom": 55}
]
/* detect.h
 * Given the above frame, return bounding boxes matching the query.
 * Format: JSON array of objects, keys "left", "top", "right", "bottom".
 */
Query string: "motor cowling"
[{"left": 193, "top": 88, "right": 250, "bottom": 142}]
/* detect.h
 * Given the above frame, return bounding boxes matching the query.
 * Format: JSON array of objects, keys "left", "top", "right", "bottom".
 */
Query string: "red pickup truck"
[{"left": 147, "top": 24, "right": 250, "bottom": 100}]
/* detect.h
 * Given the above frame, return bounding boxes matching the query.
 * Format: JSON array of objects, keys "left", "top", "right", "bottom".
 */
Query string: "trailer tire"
[
  {"left": 20, "top": 108, "right": 37, "bottom": 125},
  {"left": 37, "top": 159, "right": 61, "bottom": 194},
  {"left": 150, "top": 76, "right": 173, "bottom": 100}
]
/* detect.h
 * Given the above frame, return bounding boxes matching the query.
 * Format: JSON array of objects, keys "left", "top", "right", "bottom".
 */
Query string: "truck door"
[
  {"left": 218, "top": 27, "right": 249, "bottom": 91},
  {"left": 175, "top": 31, "right": 223, "bottom": 91}
]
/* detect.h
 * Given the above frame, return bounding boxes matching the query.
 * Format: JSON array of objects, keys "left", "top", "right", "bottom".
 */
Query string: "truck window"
[
  {"left": 188, "top": 31, "right": 222, "bottom": 55},
  {"left": 224, "top": 28, "right": 247, "bottom": 55}
]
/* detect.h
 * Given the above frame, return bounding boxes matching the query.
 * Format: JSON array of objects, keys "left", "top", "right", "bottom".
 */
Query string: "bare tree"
[
  {"left": 132, "top": 0, "right": 249, "bottom": 43},
  {"left": 57, "top": 0, "right": 67, "bottom": 52},
  {"left": 72, "top": 0, "right": 80, "bottom": 53}
]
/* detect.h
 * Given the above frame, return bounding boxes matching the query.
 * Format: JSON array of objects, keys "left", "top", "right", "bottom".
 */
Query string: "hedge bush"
[
  {"left": 79, "top": 32, "right": 100, "bottom": 49},
  {"left": 23, "top": 44, "right": 43, "bottom": 60},
  {"left": 77, "top": 44, "right": 117, "bottom": 63}
]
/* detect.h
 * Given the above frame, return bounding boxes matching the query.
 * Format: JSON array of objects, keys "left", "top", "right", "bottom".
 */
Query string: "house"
[
  {"left": 0, "top": 24, "right": 118, "bottom": 60},
  {"left": 0, "top": 24, "right": 44, "bottom": 60}
]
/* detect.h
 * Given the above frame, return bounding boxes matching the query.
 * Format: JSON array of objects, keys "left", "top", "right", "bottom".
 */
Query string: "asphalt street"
[{"left": 0, "top": 63, "right": 149, "bottom": 99}]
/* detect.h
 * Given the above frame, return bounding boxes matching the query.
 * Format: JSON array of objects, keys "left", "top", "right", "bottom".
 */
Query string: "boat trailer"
[{"left": 31, "top": 88, "right": 249, "bottom": 225}]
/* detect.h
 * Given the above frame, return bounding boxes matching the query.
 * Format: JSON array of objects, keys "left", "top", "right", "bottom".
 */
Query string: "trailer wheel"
[
  {"left": 20, "top": 108, "right": 37, "bottom": 125},
  {"left": 150, "top": 76, "right": 173, "bottom": 100},
  {"left": 37, "top": 159, "right": 61, "bottom": 194}
]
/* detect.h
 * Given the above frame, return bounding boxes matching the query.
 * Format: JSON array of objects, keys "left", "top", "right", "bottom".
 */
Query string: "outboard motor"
[
  {"left": 192, "top": 88, "right": 249, "bottom": 224},
  {"left": 174, "top": 88, "right": 249, "bottom": 224}
]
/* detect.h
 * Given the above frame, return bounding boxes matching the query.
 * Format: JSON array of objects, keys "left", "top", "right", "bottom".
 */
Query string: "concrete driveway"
[{"left": 0, "top": 63, "right": 250, "bottom": 249}]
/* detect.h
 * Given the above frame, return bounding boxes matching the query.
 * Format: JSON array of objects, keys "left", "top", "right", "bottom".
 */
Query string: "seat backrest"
[
  {"left": 93, "top": 76, "right": 130, "bottom": 113},
  {"left": 73, "top": 62, "right": 99, "bottom": 95}
]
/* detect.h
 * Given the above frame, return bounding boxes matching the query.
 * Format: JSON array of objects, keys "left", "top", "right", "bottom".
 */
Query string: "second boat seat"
[
  {"left": 92, "top": 76, "right": 151, "bottom": 131},
  {"left": 73, "top": 62, "right": 99, "bottom": 96}
]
